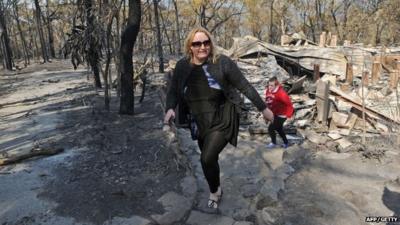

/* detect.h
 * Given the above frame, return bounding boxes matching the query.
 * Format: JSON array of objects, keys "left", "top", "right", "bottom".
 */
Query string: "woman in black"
[{"left": 164, "top": 27, "right": 273, "bottom": 209}]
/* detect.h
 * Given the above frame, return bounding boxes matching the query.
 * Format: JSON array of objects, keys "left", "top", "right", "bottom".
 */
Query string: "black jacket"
[{"left": 166, "top": 54, "right": 267, "bottom": 127}]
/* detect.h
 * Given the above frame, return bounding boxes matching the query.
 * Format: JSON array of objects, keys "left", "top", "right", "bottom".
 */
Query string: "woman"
[
  {"left": 264, "top": 77, "right": 294, "bottom": 149},
  {"left": 164, "top": 27, "right": 273, "bottom": 209}
]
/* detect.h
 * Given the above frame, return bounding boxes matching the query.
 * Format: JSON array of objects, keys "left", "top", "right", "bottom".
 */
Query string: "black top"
[
  {"left": 183, "top": 63, "right": 239, "bottom": 146},
  {"left": 166, "top": 55, "right": 267, "bottom": 128},
  {"left": 184, "top": 64, "right": 225, "bottom": 115}
]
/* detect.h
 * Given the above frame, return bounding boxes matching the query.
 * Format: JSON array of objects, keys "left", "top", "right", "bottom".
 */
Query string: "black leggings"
[
  {"left": 268, "top": 115, "right": 288, "bottom": 145},
  {"left": 197, "top": 130, "right": 228, "bottom": 193}
]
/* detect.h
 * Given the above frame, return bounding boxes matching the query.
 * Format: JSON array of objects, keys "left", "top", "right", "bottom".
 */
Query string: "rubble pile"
[{"left": 226, "top": 36, "right": 400, "bottom": 155}]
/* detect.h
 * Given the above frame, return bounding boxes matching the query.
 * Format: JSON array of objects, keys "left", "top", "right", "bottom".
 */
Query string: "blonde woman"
[{"left": 164, "top": 27, "right": 273, "bottom": 209}]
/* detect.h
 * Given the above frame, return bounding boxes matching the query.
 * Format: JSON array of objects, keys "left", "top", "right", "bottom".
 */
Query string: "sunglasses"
[{"left": 191, "top": 40, "right": 211, "bottom": 48}]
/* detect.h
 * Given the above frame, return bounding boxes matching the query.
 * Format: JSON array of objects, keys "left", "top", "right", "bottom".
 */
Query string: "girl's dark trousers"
[{"left": 268, "top": 115, "right": 288, "bottom": 145}]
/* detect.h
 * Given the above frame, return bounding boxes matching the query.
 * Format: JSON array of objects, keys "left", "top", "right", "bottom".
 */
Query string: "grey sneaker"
[{"left": 266, "top": 143, "right": 277, "bottom": 149}]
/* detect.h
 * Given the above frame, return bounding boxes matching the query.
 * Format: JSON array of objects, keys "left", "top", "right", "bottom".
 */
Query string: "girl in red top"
[{"left": 264, "top": 77, "right": 294, "bottom": 148}]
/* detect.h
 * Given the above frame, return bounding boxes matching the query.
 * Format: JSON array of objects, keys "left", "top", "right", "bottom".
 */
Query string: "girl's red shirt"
[{"left": 264, "top": 85, "right": 294, "bottom": 118}]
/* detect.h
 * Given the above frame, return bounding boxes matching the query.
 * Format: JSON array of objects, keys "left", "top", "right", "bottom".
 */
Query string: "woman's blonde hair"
[{"left": 183, "top": 27, "right": 218, "bottom": 63}]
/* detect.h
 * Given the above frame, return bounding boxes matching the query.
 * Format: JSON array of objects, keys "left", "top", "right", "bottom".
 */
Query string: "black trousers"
[
  {"left": 268, "top": 115, "right": 288, "bottom": 145},
  {"left": 197, "top": 130, "right": 228, "bottom": 193}
]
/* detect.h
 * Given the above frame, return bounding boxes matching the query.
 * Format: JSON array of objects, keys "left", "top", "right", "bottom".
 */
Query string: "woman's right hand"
[
  {"left": 164, "top": 109, "right": 175, "bottom": 124},
  {"left": 262, "top": 107, "right": 273, "bottom": 121}
]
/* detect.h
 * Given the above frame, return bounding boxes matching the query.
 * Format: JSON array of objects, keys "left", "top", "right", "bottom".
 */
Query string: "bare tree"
[
  {"left": 172, "top": 0, "right": 181, "bottom": 55},
  {"left": 153, "top": 0, "right": 163, "bottom": 72},
  {"left": 45, "top": 0, "right": 56, "bottom": 58},
  {"left": 119, "top": 0, "right": 141, "bottom": 115},
  {"left": 34, "top": 0, "right": 49, "bottom": 62},
  {"left": 192, "top": 0, "right": 243, "bottom": 33},
  {"left": 13, "top": 0, "right": 29, "bottom": 66},
  {"left": 85, "top": 0, "right": 102, "bottom": 88},
  {"left": 0, "top": 0, "right": 13, "bottom": 70}
]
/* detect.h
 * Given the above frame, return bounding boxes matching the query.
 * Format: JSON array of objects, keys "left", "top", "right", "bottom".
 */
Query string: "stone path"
[{"left": 174, "top": 125, "right": 400, "bottom": 225}]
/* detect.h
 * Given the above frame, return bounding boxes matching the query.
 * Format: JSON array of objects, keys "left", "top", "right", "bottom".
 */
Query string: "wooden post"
[
  {"left": 281, "top": 35, "right": 290, "bottom": 46},
  {"left": 362, "top": 71, "right": 369, "bottom": 86},
  {"left": 371, "top": 61, "right": 381, "bottom": 84},
  {"left": 314, "top": 64, "right": 320, "bottom": 82},
  {"left": 316, "top": 80, "right": 330, "bottom": 124},
  {"left": 326, "top": 32, "right": 332, "bottom": 45},
  {"left": 361, "top": 70, "right": 366, "bottom": 145},
  {"left": 389, "top": 70, "right": 399, "bottom": 89},
  {"left": 319, "top": 32, "right": 326, "bottom": 47},
  {"left": 330, "top": 35, "right": 337, "bottom": 47},
  {"left": 340, "top": 83, "right": 350, "bottom": 92},
  {"left": 346, "top": 63, "right": 353, "bottom": 85}
]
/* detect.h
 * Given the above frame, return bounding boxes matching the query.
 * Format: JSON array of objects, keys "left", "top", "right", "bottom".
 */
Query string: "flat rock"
[
  {"left": 186, "top": 210, "right": 235, "bottom": 225},
  {"left": 180, "top": 176, "right": 197, "bottom": 198},
  {"left": 233, "top": 221, "right": 254, "bottom": 225},
  {"left": 151, "top": 192, "right": 191, "bottom": 225},
  {"left": 106, "top": 216, "right": 152, "bottom": 225},
  {"left": 261, "top": 148, "right": 284, "bottom": 170},
  {"left": 241, "top": 183, "right": 260, "bottom": 198}
]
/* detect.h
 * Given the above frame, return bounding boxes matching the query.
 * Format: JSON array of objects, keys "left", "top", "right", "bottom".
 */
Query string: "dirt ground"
[{"left": 0, "top": 61, "right": 186, "bottom": 225}]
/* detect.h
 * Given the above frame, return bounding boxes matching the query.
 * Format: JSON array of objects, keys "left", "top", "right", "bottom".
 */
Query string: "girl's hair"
[
  {"left": 183, "top": 27, "right": 218, "bottom": 63},
  {"left": 269, "top": 76, "right": 279, "bottom": 85}
]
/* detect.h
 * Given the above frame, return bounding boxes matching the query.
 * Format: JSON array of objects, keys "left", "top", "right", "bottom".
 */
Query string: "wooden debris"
[
  {"left": 331, "top": 112, "right": 348, "bottom": 128},
  {"left": 340, "top": 83, "right": 350, "bottom": 92},
  {"left": 295, "top": 119, "right": 308, "bottom": 128},
  {"left": 330, "top": 85, "right": 400, "bottom": 124},
  {"left": 225, "top": 36, "right": 347, "bottom": 77},
  {"left": 0, "top": 147, "right": 64, "bottom": 166},
  {"left": 328, "top": 131, "right": 342, "bottom": 140},
  {"left": 321, "top": 74, "right": 336, "bottom": 85},
  {"left": 339, "top": 129, "right": 351, "bottom": 136},
  {"left": 335, "top": 138, "right": 352, "bottom": 149},
  {"left": 375, "top": 122, "right": 389, "bottom": 133},
  {"left": 300, "top": 129, "right": 329, "bottom": 144},
  {"left": 346, "top": 113, "right": 358, "bottom": 131},
  {"left": 288, "top": 75, "right": 307, "bottom": 94}
]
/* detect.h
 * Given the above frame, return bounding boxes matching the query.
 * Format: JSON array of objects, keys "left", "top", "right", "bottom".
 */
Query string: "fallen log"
[{"left": 0, "top": 147, "right": 64, "bottom": 166}]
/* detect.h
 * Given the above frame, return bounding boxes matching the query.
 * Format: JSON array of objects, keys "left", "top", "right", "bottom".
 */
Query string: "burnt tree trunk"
[
  {"left": 13, "top": 1, "right": 29, "bottom": 66},
  {"left": 269, "top": 0, "right": 274, "bottom": 43},
  {"left": 119, "top": 0, "right": 141, "bottom": 115},
  {"left": 46, "top": 0, "right": 56, "bottom": 58},
  {"left": 0, "top": 1, "right": 13, "bottom": 70},
  {"left": 34, "top": 0, "right": 49, "bottom": 63},
  {"left": 159, "top": 5, "right": 173, "bottom": 55},
  {"left": 153, "top": 0, "right": 164, "bottom": 72},
  {"left": 172, "top": 0, "right": 181, "bottom": 55},
  {"left": 84, "top": 0, "right": 102, "bottom": 88}
]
